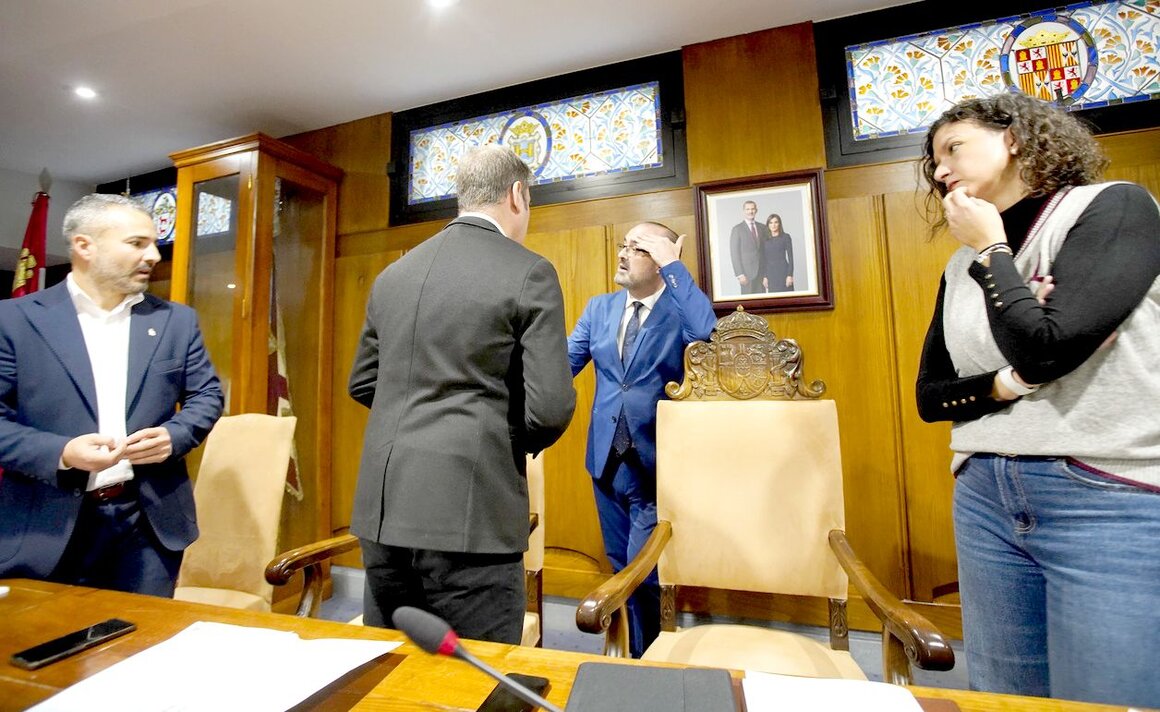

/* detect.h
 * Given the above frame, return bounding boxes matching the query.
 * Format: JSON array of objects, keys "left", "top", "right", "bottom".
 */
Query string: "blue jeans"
[
  {"left": 953, "top": 454, "right": 1160, "bottom": 707},
  {"left": 593, "top": 450, "right": 660, "bottom": 658}
]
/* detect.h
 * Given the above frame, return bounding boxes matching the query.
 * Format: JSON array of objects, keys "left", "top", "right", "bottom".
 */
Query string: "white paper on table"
[
  {"left": 743, "top": 670, "right": 925, "bottom": 712},
  {"left": 29, "top": 620, "right": 401, "bottom": 712}
]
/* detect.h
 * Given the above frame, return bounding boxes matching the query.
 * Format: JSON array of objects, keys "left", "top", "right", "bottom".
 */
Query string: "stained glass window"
[
  {"left": 846, "top": 0, "right": 1159, "bottom": 139},
  {"left": 408, "top": 82, "right": 663, "bottom": 205},
  {"left": 196, "top": 193, "right": 232, "bottom": 237},
  {"left": 135, "top": 187, "right": 178, "bottom": 245}
]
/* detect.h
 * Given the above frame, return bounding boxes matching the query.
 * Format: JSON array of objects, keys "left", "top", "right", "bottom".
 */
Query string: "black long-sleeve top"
[{"left": 916, "top": 183, "right": 1160, "bottom": 423}]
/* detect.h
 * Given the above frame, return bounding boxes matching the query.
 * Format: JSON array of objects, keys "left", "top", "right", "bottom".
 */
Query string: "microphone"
[{"left": 392, "top": 606, "right": 563, "bottom": 712}]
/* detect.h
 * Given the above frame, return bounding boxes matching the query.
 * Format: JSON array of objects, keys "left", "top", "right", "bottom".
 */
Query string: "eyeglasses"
[{"left": 616, "top": 243, "right": 649, "bottom": 256}]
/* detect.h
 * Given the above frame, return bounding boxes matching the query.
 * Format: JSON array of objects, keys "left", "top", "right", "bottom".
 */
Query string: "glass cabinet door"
[
  {"left": 268, "top": 174, "right": 327, "bottom": 506},
  {"left": 170, "top": 134, "right": 340, "bottom": 609},
  {"left": 186, "top": 174, "right": 241, "bottom": 414}
]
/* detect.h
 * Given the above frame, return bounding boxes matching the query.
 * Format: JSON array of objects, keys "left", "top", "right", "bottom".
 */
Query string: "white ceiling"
[{"left": 0, "top": 0, "right": 915, "bottom": 186}]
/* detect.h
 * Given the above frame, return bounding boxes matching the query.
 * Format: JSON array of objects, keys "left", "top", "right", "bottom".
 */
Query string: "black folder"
[{"left": 564, "top": 661, "right": 735, "bottom": 711}]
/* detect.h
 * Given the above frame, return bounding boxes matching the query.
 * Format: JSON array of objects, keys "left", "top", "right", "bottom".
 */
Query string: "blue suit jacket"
[
  {"left": 0, "top": 281, "right": 223, "bottom": 578},
  {"left": 568, "top": 261, "right": 716, "bottom": 479}
]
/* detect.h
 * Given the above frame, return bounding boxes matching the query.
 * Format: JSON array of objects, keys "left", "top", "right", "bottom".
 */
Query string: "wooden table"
[{"left": 0, "top": 579, "right": 1125, "bottom": 712}]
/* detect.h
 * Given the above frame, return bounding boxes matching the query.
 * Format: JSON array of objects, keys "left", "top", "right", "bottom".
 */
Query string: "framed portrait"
[{"left": 695, "top": 169, "right": 833, "bottom": 313}]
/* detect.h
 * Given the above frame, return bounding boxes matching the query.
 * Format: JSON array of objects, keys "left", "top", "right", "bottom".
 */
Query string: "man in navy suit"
[
  {"left": 0, "top": 194, "right": 223, "bottom": 596},
  {"left": 567, "top": 222, "right": 716, "bottom": 657}
]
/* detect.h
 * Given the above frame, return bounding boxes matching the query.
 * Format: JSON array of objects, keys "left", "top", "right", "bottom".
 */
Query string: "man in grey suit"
[
  {"left": 728, "top": 200, "right": 770, "bottom": 294},
  {"left": 348, "top": 144, "right": 576, "bottom": 643}
]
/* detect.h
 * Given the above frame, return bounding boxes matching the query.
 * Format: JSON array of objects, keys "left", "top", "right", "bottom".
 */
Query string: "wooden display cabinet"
[{"left": 169, "top": 134, "right": 342, "bottom": 608}]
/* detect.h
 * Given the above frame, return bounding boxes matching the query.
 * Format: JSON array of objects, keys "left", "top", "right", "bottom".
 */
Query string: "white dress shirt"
[
  {"left": 66, "top": 274, "right": 143, "bottom": 490},
  {"left": 458, "top": 211, "right": 508, "bottom": 237}
]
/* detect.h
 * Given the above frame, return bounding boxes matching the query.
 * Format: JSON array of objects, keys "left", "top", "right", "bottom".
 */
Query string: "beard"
[{"left": 92, "top": 258, "right": 150, "bottom": 296}]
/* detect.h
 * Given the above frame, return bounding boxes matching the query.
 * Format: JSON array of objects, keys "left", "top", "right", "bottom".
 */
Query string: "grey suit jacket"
[
  {"left": 729, "top": 220, "right": 771, "bottom": 281},
  {"left": 348, "top": 216, "right": 576, "bottom": 554}
]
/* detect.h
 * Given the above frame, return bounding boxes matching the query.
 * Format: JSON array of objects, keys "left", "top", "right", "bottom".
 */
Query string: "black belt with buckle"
[{"left": 86, "top": 482, "right": 128, "bottom": 502}]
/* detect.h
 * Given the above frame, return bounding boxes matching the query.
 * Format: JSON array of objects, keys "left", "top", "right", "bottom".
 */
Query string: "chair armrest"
[
  {"left": 828, "top": 530, "right": 955, "bottom": 681},
  {"left": 576, "top": 520, "right": 672, "bottom": 638},
  {"left": 265, "top": 534, "right": 360, "bottom": 618}
]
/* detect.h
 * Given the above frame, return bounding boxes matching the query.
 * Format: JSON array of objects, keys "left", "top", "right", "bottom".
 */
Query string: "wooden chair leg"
[
  {"left": 882, "top": 628, "right": 914, "bottom": 686},
  {"left": 602, "top": 605, "right": 631, "bottom": 657},
  {"left": 828, "top": 598, "right": 849, "bottom": 651},
  {"left": 660, "top": 585, "right": 677, "bottom": 632}
]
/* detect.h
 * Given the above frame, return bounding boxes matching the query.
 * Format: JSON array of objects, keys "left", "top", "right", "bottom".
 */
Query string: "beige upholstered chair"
[
  {"left": 522, "top": 452, "right": 546, "bottom": 646},
  {"left": 174, "top": 413, "right": 297, "bottom": 611},
  {"left": 576, "top": 307, "right": 953, "bottom": 684},
  {"left": 266, "top": 453, "right": 545, "bottom": 646}
]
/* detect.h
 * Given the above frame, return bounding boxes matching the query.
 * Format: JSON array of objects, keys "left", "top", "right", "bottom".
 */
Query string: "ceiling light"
[
  {"left": 427, "top": 0, "right": 458, "bottom": 8},
  {"left": 74, "top": 86, "right": 98, "bottom": 100}
]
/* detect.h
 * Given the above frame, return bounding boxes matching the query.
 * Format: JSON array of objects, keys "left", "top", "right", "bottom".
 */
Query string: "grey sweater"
[{"left": 943, "top": 182, "right": 1160, "bottom": 488}]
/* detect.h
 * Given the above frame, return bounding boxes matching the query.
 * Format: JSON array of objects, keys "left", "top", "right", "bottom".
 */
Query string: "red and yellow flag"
[{"left": 12, "top": 191, "right": 49, "bottom": 298}]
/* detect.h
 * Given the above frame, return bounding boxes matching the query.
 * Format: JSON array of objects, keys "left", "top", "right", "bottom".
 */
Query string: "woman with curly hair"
[{"left": 915, "top": 91, "right": 1160, "bottom": 707}]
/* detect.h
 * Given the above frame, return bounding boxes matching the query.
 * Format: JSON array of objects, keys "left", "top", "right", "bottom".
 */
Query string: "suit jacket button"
[
  {"left": 611, "top": 416, "right": 617, "bottom": 423},
  {"left": 621, "top": 384, "right": 629, "bottom": 391},
  {"left": 74, "top": 489, "right": 82, "bottom": 497}
]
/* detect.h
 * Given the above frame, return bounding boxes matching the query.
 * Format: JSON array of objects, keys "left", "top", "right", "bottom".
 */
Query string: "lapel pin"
[{"left": 147, "top": 328, "right": 157, "bottom": 337}]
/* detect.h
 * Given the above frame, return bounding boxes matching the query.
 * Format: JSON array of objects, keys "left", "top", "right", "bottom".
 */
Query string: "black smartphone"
[
  {"left": 476, "top": 673, "right": 551, "bottom": 712},
  {"left": 10, "top": 618, "right": 136, "bottom": 670}
]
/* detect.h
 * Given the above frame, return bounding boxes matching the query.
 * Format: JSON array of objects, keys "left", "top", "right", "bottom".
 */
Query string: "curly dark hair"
[{"left": 919, "top": 91, "right": 1108, "bottom": 231}]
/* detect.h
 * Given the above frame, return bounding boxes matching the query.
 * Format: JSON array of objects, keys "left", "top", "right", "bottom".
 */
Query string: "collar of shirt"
[
  {"left": 623, "top": 284, "right": 665, "bottom": 325},
  {"left": 626, "top": 284, "right": 665, "bottom": 315},
  {"left": 66, "top": 273, "right": 145, "bottom": 319},
  {"left": 617, "top": 285, "right": 664, "bottom": 353},
  {"left": 458, "top": 211, "right": 507, "bottom": 238}
]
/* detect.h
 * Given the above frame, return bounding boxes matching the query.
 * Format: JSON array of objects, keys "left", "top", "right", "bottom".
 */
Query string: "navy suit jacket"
[
  {"left": 0, "top": 281, "right": 223, "bottom": 578},
  {"left": 568, "top": 261, "right": 716, "bottom": 479}
]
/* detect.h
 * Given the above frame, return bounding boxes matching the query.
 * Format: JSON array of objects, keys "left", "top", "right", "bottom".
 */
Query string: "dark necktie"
[
  {"left": 612, "top": 302, "right": 643, "bottom": 456},
  {"left": 749, "top": 222, "right": 758, "bottom": 245},
  {"left": 621, "top": 301, "right": 643, "bottom": 365}
]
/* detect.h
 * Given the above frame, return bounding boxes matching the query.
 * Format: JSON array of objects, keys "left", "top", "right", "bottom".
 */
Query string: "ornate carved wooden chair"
[
  {"left": 575, "top": 307, "right": 953, "bottom": 683},
  {"left": 266, "top": 454, "right": 546, "bottom": 646},
  {"left": 174, "top": 414, "right": 298, "bottom": 612}
]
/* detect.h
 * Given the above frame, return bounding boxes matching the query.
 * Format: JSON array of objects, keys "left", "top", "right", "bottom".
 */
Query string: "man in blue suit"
[
  {"left": 568, "top": 221, "right": 716, "bottom": 657},
  {"left": 0, "top": 194, "right": 223, "bottom": 596}
]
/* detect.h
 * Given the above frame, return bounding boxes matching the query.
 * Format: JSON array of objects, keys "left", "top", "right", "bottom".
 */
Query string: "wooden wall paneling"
[
  {"left": 1099, "top": 128, "right": 1160, "bottom": 173},
  {"left": 1105, "top": 163, "right": 1160, "bottom": 196},
  {"left": 882, "top": 188, "right": 959, "bottom": 602},
  {"left": 683, "top": 23, "right": 827, "bottom": 185},
  {"left": 284, "top": 113, "right": 393, "bottom": 236},
  {"left": 339, "top": 222, "right": 442, "bottom": 258},
  {"left": 527, "top": 188, "right": 693, "bottom": 235},
  {"left": 329, "top": 248, "right": 405, "bottom": 566},
  {"left": 523, "top": 226, "right": 612, "bottom": 578}
]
